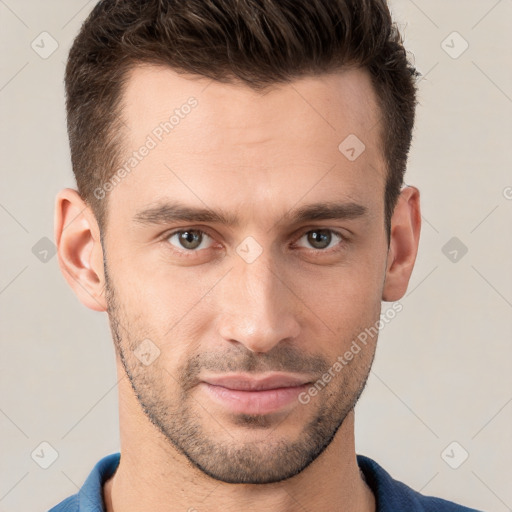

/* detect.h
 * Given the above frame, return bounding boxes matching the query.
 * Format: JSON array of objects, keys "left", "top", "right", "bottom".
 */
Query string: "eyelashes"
[
  {"left": 167, "top": 229, "right": 214, "bottom": 252},
  {"left": 163, "top": 227, "right": 347, "bottom": 259}
]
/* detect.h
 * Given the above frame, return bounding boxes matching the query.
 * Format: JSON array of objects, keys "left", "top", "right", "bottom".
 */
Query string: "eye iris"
[
  {"left": 179, "top": 230, "right": 202, "bottom": 249},
  {"left": 308, "top": 230, "right": 331, "bottom": 249}
]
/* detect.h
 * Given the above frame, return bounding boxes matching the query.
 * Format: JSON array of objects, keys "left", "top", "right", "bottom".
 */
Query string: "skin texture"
[{"left": 55, "top": 65, "right": 421, "bottom": 512}]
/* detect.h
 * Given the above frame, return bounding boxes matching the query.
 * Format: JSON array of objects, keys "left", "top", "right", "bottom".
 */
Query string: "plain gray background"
[{"left": 1, "top": 1, "right": 511, "bottom": 511}]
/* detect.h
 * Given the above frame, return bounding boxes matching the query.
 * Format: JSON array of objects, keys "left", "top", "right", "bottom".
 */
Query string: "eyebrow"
[{"left": 133, "top": 200, "right": 368, "bottom": 228}]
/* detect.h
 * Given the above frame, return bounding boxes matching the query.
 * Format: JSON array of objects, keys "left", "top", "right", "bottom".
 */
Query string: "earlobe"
[
  {"left": 382, "top": 186, "right": 421, "bottom": 302},
  {"left": 54, "top": 188, "right": 107, "bottom": 312}
]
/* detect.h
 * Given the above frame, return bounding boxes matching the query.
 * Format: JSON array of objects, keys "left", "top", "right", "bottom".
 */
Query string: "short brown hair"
[{"left": 65, "top": 0, "right": 419, "bottom": 237}]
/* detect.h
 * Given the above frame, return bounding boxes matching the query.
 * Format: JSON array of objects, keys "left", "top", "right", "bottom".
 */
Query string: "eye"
[
  {"left": 295, "top": 229, "right": 344, "bottom": 251},
  {"left": 166, "top": 229, "right": 214, "bottom": 251}
]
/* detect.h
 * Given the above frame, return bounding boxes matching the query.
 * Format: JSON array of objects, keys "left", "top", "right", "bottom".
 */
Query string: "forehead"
[
  {"left": 120, "top": 63, "right": 382, "bottom": 147},
  {"left": 109, "top": 64, "right": 385, "bottom": 225}
]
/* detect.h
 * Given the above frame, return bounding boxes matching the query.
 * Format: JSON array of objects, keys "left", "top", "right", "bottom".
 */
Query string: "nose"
[{"left": 217, "top": 253, "right": 301, "bottom": 353}]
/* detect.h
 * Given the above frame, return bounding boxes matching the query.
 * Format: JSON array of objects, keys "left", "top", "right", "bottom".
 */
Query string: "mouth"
[{"left": 199, "top": 372, "right": 312, "bottom": 415}]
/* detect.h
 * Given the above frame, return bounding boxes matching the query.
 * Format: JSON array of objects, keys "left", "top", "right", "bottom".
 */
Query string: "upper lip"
[{"left": 201, "top": 373, "right": 311, "bottom": 391}]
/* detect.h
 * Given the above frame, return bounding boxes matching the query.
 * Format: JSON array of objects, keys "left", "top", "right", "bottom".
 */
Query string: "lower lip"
[{"left": 201, "top": 383, "right": 310, "bottom": 415}]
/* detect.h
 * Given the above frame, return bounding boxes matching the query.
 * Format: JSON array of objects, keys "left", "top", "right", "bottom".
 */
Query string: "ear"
[
  {"left": 54, "top": 188, "right": 107, "bottom": 312},
  {"left": 382, "top": 185, "right": 421, "bottom": 302}
]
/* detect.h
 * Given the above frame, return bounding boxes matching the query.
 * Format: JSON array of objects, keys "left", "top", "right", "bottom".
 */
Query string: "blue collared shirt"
[{"left": 48, "top": 452, "right": 484, "bottom": 511}]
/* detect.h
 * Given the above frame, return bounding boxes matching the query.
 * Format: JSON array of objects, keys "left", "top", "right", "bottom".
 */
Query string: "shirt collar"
[{"left": 75, "top": 452, "right": 427, "bottom": 511}]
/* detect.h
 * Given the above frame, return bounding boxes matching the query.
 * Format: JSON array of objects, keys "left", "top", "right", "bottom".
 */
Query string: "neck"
[{"left": 104, "top": 376, "right": 375, "bottom": 512}]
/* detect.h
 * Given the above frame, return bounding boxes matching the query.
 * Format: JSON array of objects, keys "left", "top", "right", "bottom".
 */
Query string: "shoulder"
[
  {"left": 47, "top": 453, "right": 121, "bottom": 512},
  {"left": 47, "top": 494, "right": 78, "bottom": 512},
  {"left": 357, "top": 454, "right": 485, "bottom": 512}
]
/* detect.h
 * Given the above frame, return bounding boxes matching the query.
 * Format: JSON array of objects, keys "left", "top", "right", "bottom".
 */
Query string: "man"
[{"left": 50, "top": 0, "right": 483, "bottom": 510}]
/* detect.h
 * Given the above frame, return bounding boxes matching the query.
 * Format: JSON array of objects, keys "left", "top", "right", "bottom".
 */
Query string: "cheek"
[
  {"left": 109, "top": 264, "right": 211, "bottom": 363},
  {"left": 112, "top": 253, "right": 206, "bottom": 322},
  {"left": 287, "top": 261, "right": 384, "bottom": 360},
  {"left": 293, "top": 261, "right": 383, "bottom": 316}
]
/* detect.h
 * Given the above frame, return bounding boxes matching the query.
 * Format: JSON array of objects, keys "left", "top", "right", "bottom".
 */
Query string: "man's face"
[{"left": 102, "top": 65, "right": 389, "bottom": 483}]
